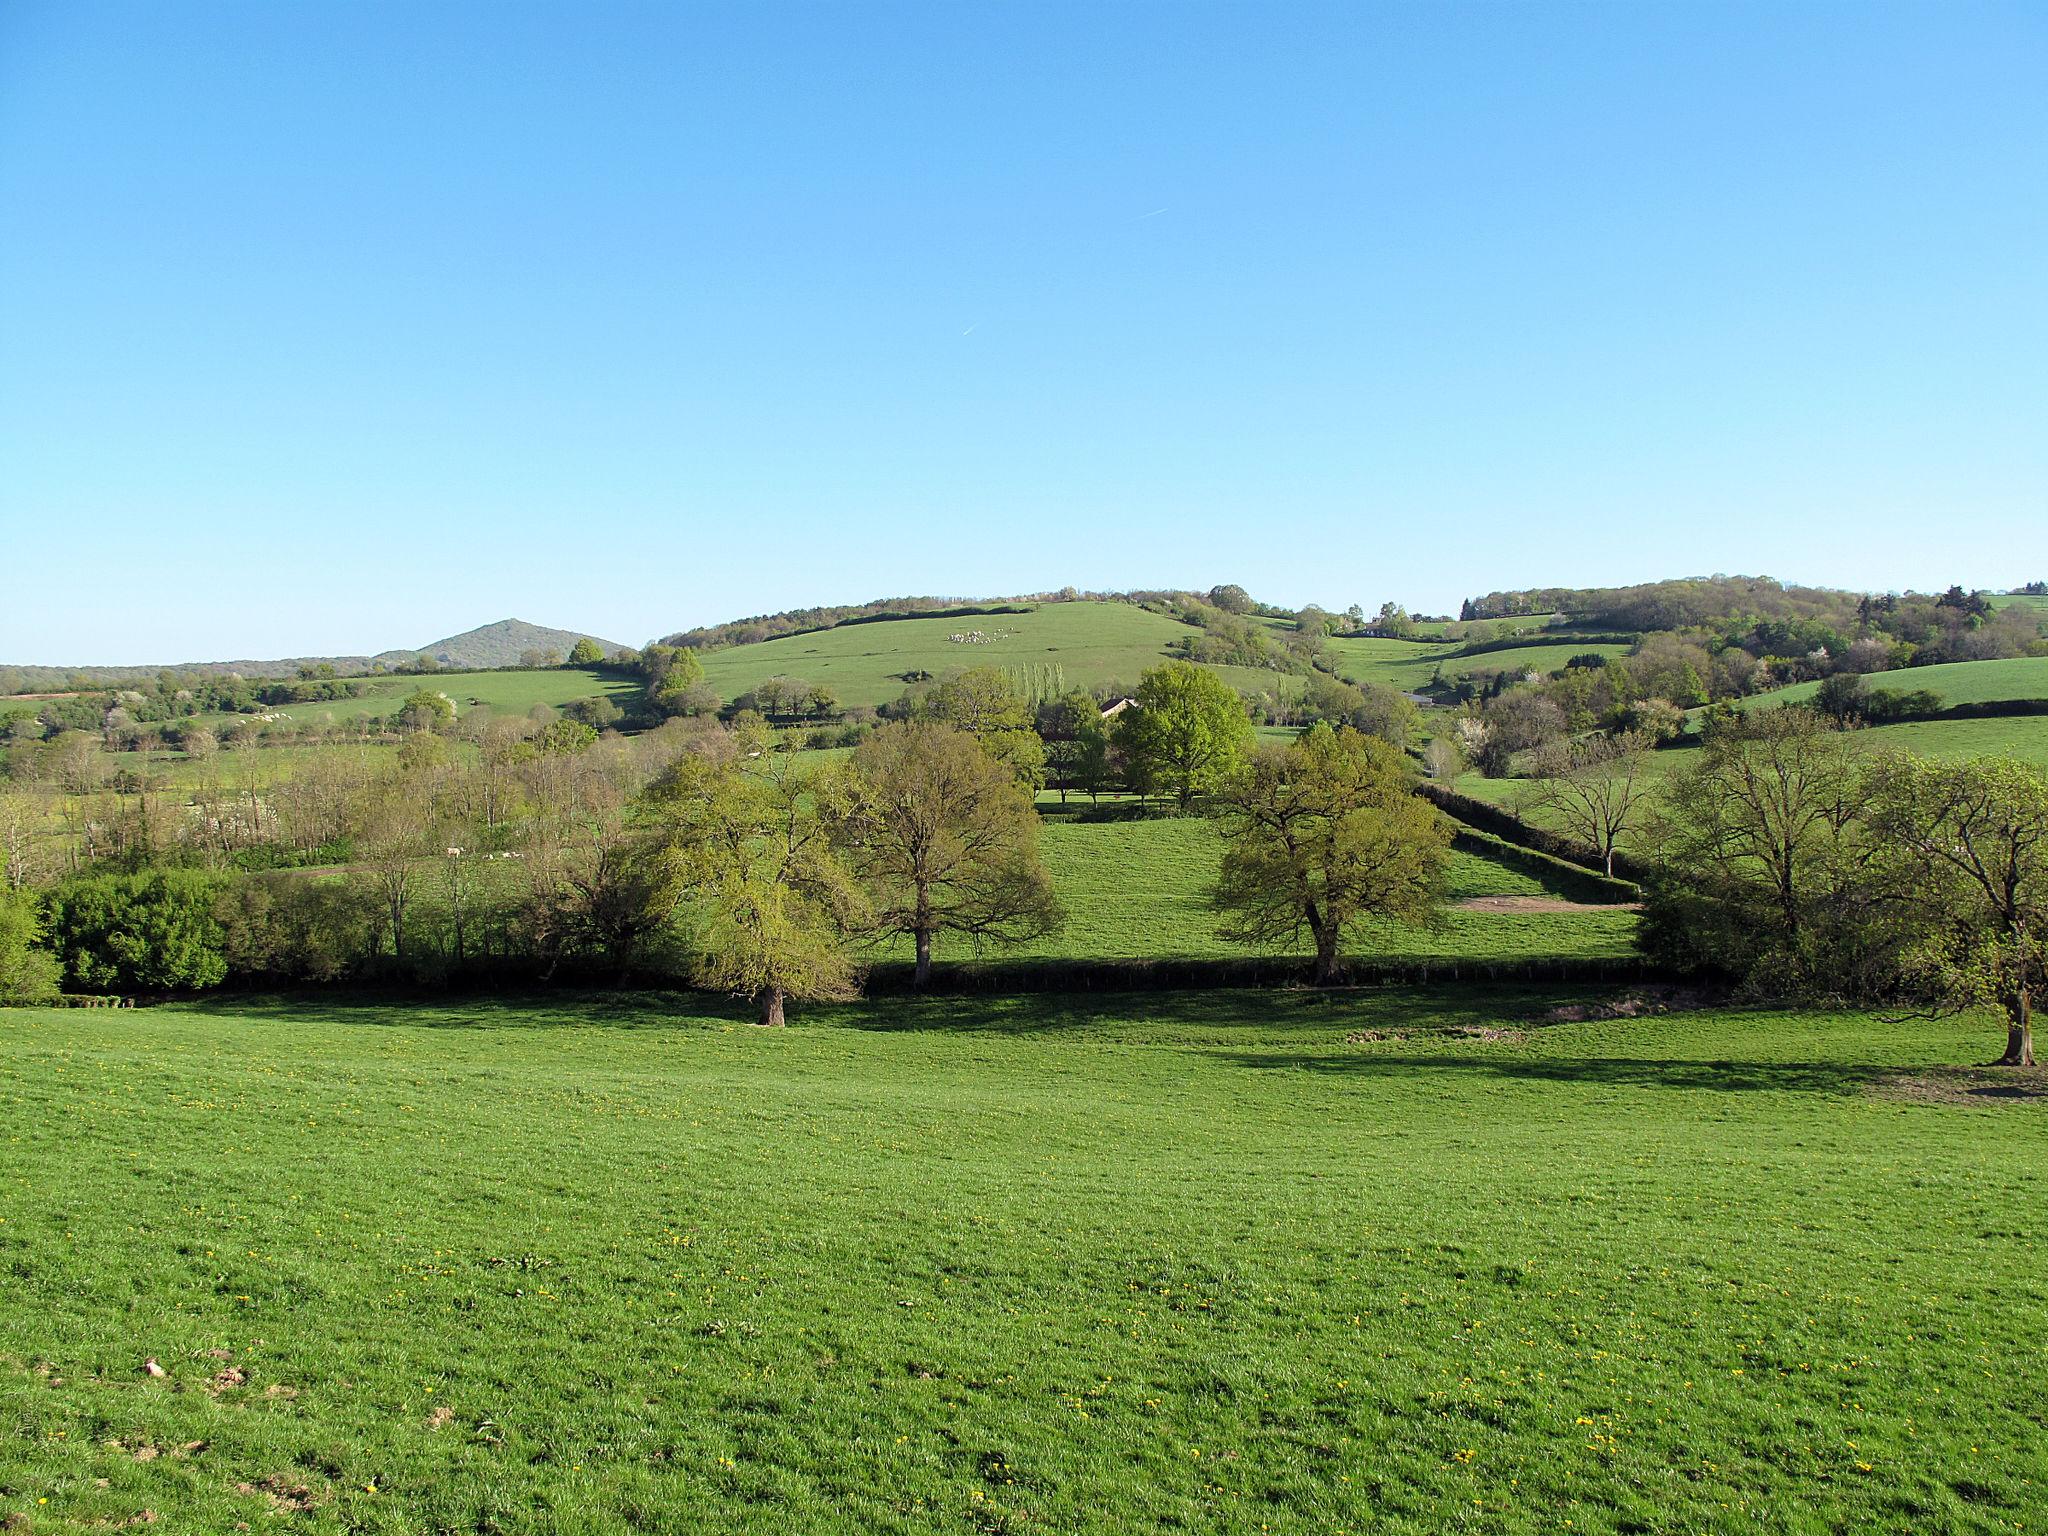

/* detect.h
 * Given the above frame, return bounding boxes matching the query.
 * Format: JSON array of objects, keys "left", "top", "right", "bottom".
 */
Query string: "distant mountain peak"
[{"left": 377, "top": 619, "right": 629, "bottom": 670}]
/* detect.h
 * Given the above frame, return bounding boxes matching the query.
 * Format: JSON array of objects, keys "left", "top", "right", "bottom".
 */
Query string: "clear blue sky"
[{"left": 2, "top": 1, "right": 2043, "bottom": 664}]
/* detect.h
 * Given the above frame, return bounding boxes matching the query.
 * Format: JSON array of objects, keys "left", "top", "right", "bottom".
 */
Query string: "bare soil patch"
[{"left": 1871, "top": 1068, "right": 2048, "bottom": 1107}]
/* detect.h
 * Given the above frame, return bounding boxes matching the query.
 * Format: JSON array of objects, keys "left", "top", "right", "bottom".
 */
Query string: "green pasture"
[
  {"left": 692, "top": 603, "right": 1278, "bottom": 710},
  {"left": 908, "top": 815, "right": 1636, "bottom": 968},
  {"left": 1748, "top": 656, "right": 2048, "bottom": 712},
  {"left": 1325, "top": 638, "right": 1630, "bottom": 695},
  {"left": 193, "top": 668, "right": 638, "bottom": 730},
  {"left": 1, "top": 994, "right": 2039, "bottom": 1533},
  {"left": 1452, "top": 712, "right": 2048, "bottom": 850}
]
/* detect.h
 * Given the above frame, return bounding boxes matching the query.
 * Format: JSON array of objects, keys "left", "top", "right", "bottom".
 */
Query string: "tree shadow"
[
  {"left": 181, "top": 989, "right": 743, "bottom": 1033},
  {"left": 834, "top": 985, "right": 1591, "bottom": 1037},
  {"left": 1222, "top": 1049, "right": 1887, "bottom": 1096}
]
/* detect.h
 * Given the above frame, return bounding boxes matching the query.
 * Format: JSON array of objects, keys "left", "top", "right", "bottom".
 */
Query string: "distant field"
[
  {"left": 191, "top": 667, "right": 639, "bottom": 729},
  {"left": 899, "top": 815, "right": 1636, "bottom": 968},
  {"left": 1454, "top": 711, "right": 2048, "bottom": 850},
  {"left": 3, "top": 995, "right": 2037, "bottom": 1533},
  {"left": 693, "top": 602, "right": 1280, "bottom": 709},
  {"left": 1988, "top": 592, "right": 2048, "bottom": 615},
  {"left": 1325, "top": 636, "right": 1631, "bottom": 694},
  {"left": 1749, "top": 656, "right": 2048, "bottom": 712}
]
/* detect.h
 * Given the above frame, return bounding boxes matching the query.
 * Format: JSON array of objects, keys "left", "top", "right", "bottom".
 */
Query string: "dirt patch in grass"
[
  {"left": 233, "top": 1475, "right": 323, "bottom": 1514},
  {"left": 1871, "top": 1068, "right": 2048, "bottom": 1107}
]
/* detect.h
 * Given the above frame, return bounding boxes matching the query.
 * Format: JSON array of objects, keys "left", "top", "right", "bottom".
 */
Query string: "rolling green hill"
[
  {"left": 1324, "top": 635, "right": 1632, "bottom": 694},
  {"left": 1747, "top": 656, "right": 2048, "bottom": 711},
  {"left": 691, "top": 601, "right": 1283, "bottom": 709}
]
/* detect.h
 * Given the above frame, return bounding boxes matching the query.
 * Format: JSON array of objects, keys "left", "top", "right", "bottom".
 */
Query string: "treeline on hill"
[
  {"left": 0, "top": 660, "right": 1455, "bottom": 1017},
  {"left": 1428, "top": 580, "right": 2048, "bottom": 769},
  {"left": 1461, "top": 576, "right": 2044, "bottom": 670}
]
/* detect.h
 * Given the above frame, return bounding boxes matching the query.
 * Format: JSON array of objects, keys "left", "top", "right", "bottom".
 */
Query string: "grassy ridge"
[
  {"left": 0, "top": 995, "right": 2037, "bottom": 1532},
  {"left": 692, "top": 603, "right": 1280, "bottom": 709},
  {"left": 1324, "top": 637, "right": 1631, "bottom": 694},
  {"left": 1747, "top": 656, "right": 2048, "bottom": 711},
  {"left": 1451, "top": 712, "right": 2048, "bottom": 851}
]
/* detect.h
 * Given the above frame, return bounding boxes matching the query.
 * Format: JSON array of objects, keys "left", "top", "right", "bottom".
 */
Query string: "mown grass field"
[
  {"left": 692, "top": 604, "right": 1279, "bottom": 710},
  {"left": 1, "top": 994, "right": 2040, "bottom": 1534}
]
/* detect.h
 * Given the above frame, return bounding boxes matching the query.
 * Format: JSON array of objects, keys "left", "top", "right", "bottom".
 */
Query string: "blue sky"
[{"left": 2, "top": 1, "right": 2043, "bottom": 664}]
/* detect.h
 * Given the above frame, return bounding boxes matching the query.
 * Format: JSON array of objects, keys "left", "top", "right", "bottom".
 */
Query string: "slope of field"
[
  {"left": 1452, "top": 712, "right": 2048, "bottom": 851},
  {"left": 2, "top": 996, "right": 2038, "bottom": 1532},
  {"left": 919, "top": 816, "right": 1636, "bottom": 967},
  {"left": 195, "top": 667, "right": 640, "bottom": 729},
  {"left": 691, "top": 601, "right": 1291, "bottom": 709},
  {"left": 1325, "top": 637, "right": 1630, "bottom": 694},
  {"left": 1749, "top": 656, "right": 2048, "bottom": 711}
]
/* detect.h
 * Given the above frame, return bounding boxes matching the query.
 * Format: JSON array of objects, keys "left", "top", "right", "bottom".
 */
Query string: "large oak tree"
[
  {"left": 844, "top": 720, "right": 1063, "bottom": 985},
  {"left": 1211, "top": 723, "right": 1452, "bottom": 984}
]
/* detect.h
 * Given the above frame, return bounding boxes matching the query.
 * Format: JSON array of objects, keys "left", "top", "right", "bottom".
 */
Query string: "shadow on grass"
[
  {"left": 1223, "top": 1050, "right": 1888, "bottom": 1096},
  {"left": 177, "top": 984, "right": 1619, "bottom": 1039},
  {"left": 182, "top": 989, "right": 746, "bottom": 1032},
  {"left": 831, "top": 985, "right": 1587, "bottom": 1036}
]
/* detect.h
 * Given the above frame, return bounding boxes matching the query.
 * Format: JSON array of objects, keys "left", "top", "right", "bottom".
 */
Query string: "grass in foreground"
[{"left": 1, "top": 992, "right": 2041, "bottom": 1534}]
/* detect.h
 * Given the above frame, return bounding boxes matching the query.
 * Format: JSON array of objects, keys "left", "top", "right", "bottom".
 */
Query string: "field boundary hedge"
[
  {"left": 1418, "top": 781, "right": 1657, "bottom": 885},
  {"left": 866, "top": 953, "right": 1660, "bottom": 993}
]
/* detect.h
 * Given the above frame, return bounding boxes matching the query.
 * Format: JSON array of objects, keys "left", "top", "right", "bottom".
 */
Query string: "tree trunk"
[
  {"left": 914, "top": 929, "right": 933, "bottom": 988},
  {"left": 2000, "top": 988, "right": 2034, "bottom": 1067},
  {"left": 756, "top": 987, "right": 786, "bottom": 1027},
  {"left": 1311, "top": 921, "right": 1340, "bottom": 986}
]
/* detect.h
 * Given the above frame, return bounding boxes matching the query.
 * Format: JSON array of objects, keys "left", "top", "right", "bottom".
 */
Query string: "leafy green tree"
[
  {"left": 642, "top": 645, "right": 709, "bottom": 717},
  {"left": 0, "top": 889, "right": 61, "bottom": 1002},
  {"left": 1211, "top": 724, "right": 1452, "bottom": 983},
  {"left": 1206, "top": 584, "right": 1253, "bottom": 614},
  {"left": 647, "top": 743, "right": 866, "bottom": 1026},
  {"left": 1864, "top": 752, "right": 2048, "bottom": 1066},
  {"left": 918, "top": 667, "right": 1045, "bottom": 788},
  {"left": 1115, "top": 662, "right": 1253, "bottom": 812},
  {"left": 43, "top": 871, "right": 229, "bottom": 992},
  {"left": 396, "top": 688, "right": 455, "bottom": 733},
  {"left": 843, "top": 721, "right": 1062, "bottom": 986},
  {"left": 567, "top": 637, "right": 606, "bottom": 667}
]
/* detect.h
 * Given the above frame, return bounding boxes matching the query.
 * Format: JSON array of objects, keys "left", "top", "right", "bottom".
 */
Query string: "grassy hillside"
[
  {"left": 195, "top": 667, "right": 640, "bottom": 730},
  {"left": 1749, "top": 656, "right": 2048, "bottom": 711},
  {"left": 1325, "top": 636, "right": 1631, "bottom": 694},
  {"left": 1454, "top": 712, "right": 2048, "bottom": 851},
  {"left": 382, "top": 619, "right": 627, "bottom": 670},
  {"left": 692, "top": 602, "right": 1280, "bottom": 709},
  {"left": 2, "top": 995, "right": 2037, "bottom": 1533}
]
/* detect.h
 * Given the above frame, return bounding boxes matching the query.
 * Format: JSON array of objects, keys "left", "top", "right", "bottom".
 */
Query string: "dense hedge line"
[{"left": 866, "top": 953, "right": 1660, "bottom": 992}]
